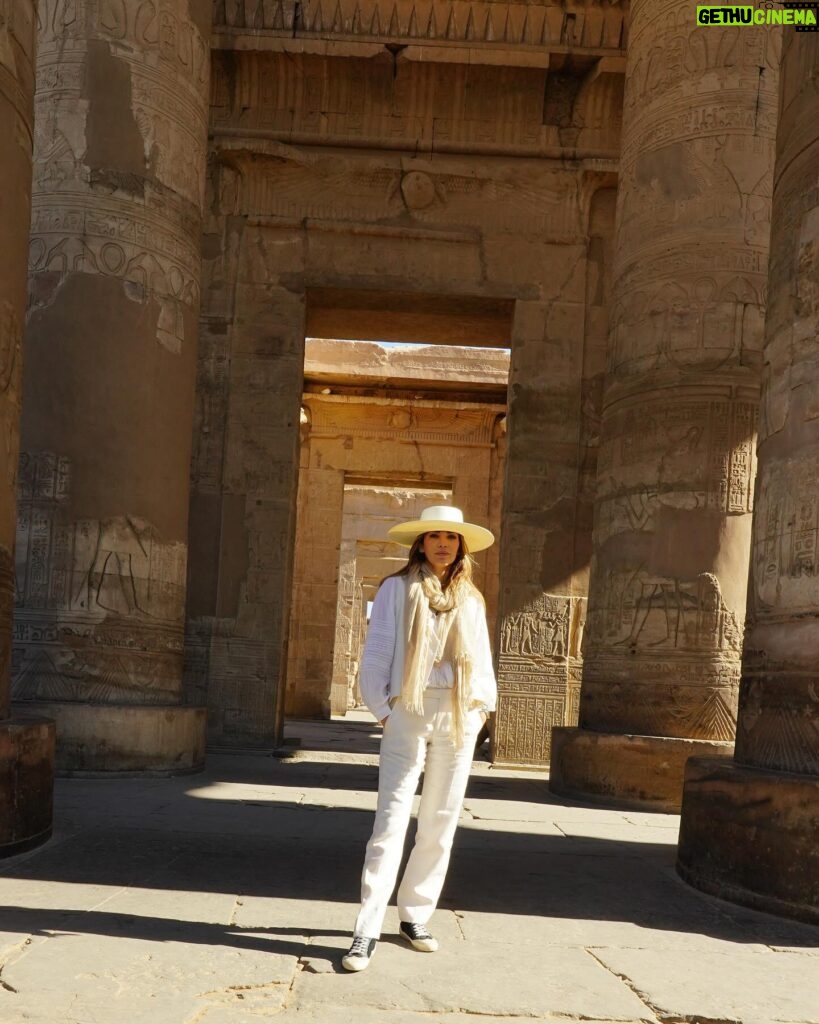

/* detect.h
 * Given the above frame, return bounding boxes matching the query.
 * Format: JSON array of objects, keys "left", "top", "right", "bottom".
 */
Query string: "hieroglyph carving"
[
  {"left": 28, "top": 201, "right": 200, "bottom": 355},
  {"left": 596, "top": 398, "right": 757, "bottom": 536},
  {"left": 609, "top": 278, "right": 766, "bottom": 380},
  {"left": 13, "top": 453, "right": 186, "bottom": 702},
  {"left": 31, "top": 0, "right": 209, "bottom": 348},
  {"left": 495, "top": 594, "right": 581, "bottom": 763},
  {"left": 585, "top": 570, "right": 742, "bottom": 657},
  {"left": 750, "top": 455, "right": 819, "bottom": 614},
  {"left": 624, "top": 23, "right": 778, "bottom": 119},
  {"left": 501, "top": 595, "right": 570, "bottom": 662},
  {"left": 38, "top": 1, "right": 208, "bottom": 87}
]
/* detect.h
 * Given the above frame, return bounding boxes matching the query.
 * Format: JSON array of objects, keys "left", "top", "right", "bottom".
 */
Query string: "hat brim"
[{"left": 387, "top": 519, "right": 495, "bottom": 553}]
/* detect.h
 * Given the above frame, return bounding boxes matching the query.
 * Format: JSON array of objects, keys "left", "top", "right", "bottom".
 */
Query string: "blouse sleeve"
[
  {"left": 359, "top": 576, "right": 399, "bottom": 723},
  {"left": 470, "top": 596, "right": 498, "bottom": 711}
]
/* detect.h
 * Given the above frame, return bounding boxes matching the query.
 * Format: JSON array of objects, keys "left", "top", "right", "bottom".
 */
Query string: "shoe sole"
[
  {"left": 399, "top": 932, "right": 439, "bottom": 953},
  {"left": 341, "top": 956, "right": 371, "bottom": 972}
]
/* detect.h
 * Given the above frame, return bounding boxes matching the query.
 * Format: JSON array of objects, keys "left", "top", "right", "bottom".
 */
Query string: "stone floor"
[{"left": 0, "top": 714, "right": 817, "bottom": 1024}]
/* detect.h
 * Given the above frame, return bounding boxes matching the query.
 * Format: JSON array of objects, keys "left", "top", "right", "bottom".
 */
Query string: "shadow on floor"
[{"left": 1, "top": 752, "right": 817, "bottom": 954}]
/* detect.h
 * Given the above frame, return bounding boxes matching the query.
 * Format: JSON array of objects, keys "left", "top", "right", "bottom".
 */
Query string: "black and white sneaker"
[
  {"left": 399, "top": 921, "right": 439, "bottom": 952},
  {"left": 341, "top": 935, "right": 377, "bottom": 971}
]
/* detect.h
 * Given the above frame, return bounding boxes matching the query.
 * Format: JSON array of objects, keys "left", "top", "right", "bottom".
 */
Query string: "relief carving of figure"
[
  {"left": 609, "top": 569, "right": 741, "bottom": 653},
  {"left": 72, "top": 517, "right": 156, "bottom": 618}
]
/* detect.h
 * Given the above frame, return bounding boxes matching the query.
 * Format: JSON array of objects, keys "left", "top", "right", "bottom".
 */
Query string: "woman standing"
[{"left": 342, "top": 505, "right": 497, "bottom": 972}]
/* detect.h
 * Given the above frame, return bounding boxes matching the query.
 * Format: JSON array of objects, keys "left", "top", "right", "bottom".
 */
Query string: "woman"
[{"left": 342, "top": 505, "right": 497, "bottom": 972}]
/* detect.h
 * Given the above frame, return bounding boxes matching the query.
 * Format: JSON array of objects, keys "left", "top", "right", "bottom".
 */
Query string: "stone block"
[
  {"left": 0, "top": 716, "right": 55, "bottom": 857},
  {"left": 677, "top": 756, "right": 819, "bottom": 925},
  {"left": 17, "top": 703, "right": 207, "bottom": 776},
  {"left": 550, "top": 727, "right": 734, "bottom": 812}
]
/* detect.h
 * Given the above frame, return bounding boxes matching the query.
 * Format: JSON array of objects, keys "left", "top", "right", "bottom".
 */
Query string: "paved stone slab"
[
  {"left": 2, "top": 917, "right": 297, "bottom": 1024},
  {"left": 0, "top": 751, "right": 817, "bottom": 1024},
  {"left": 291, "top": 937, "right": 655, "bottom": 1021},
  {"left": 593, "top": 947, "right": 819, "bottom": 1024}
]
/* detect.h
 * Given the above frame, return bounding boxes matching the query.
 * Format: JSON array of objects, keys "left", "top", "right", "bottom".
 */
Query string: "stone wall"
[{"left": 186, "top": 36, "right": 622, "bottom": 753}]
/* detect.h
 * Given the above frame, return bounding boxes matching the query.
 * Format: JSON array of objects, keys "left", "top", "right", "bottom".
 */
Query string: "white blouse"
[{"left": 359, "top": 575, "right": 498, "bottom": 723}]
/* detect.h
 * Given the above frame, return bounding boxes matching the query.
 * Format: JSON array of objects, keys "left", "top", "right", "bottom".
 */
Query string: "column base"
[
  {"left": 0, "top": 717, "right": 55, "bottom": 857},
  {"left": 677, "top": 757, "right": 819, "bottom": 925},
  {"left": 14, "top": 702, "right": 207, "bottom": 776},
  {"left": 549, "top": 727, "right": 734, "bottom": 812}
]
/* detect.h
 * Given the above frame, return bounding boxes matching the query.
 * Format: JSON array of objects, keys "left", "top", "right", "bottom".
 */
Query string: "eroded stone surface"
[
  {"left": 677, "top": 31, "right": 819, "bottom": 926},
  {"left": 187, "top": 17, "right": 621, "bottom": 754},
  {"left": 12, "top": 1, "right": 212, "bottom": 769},
  {"left": 561, "top": 0, "right": 780, "bottom": 804},
  {"left": 0, "top": 1, "right": 55, "bottom": 856}
]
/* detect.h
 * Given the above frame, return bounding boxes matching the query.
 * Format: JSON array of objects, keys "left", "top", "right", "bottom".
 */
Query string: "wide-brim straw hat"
[{"left": 387, "top": 505, "right": 495, "bottom": 553}]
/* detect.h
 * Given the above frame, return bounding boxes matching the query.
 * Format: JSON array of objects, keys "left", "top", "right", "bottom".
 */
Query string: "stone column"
[
  {"left": 12, "top": 1, "right": 211, "bottom": 773},
  {"left": 677, "top": 31, "right": 819, "bottom": 925},
  {"left": 493, "top": 288, "right": 588, "bottom": 767},
  {"left": 550, "top": 0, "right": 779, "bottom": 808},
  {"left": 0, "top": 0, "right": 54, "bottom": 854}
]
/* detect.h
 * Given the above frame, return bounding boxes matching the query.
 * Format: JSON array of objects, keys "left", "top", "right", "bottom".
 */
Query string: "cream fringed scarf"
[{"left": 400, "top": 563, "right": 476, "bottom": 749}]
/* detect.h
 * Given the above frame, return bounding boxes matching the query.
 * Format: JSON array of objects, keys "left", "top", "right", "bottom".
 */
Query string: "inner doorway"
[{"left": 284, "top": 336, "right": 510, "bottom": 721}]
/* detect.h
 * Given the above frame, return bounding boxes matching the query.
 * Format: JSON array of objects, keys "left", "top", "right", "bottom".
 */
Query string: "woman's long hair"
[{"left": 386, "top": 532, "right": 478, "bottom": 597}]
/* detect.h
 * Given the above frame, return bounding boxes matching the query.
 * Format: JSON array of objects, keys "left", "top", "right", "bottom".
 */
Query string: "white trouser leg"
[
  {"left": 353, "top": 701, "right": 428, "bottom": 939},
  {"left": 397, "top": 694, "right": 480, "bottom": 925}
]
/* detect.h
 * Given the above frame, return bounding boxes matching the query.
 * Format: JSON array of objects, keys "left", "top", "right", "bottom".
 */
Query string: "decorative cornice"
[{"left": 213, "top": 0, "right": 627, "bottom": 55}]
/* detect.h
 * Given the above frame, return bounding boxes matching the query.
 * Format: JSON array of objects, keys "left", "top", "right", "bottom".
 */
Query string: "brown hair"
[{"left": 386, "top": 532, "right": 478, "bottom": 595}]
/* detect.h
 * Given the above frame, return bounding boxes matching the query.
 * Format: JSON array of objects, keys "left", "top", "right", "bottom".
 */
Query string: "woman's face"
[{"left": 422, "top": 531, "right": 462, "bottom": 578}]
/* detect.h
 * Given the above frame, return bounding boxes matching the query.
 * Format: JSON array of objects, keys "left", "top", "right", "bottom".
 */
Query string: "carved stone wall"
[
  {"left": 0, "top": 0, "right": 55, "bottom": 854},
  {"left": 186, "top": 38, "right": 618, "bottom": 753},
  {"left": 12, "top": 1, "right": 211, "bottom": 772},
  {"left": 213, "top": 0, "right": 628, "bottom": 54},
  {"left": 678, "top": 30, "right": 819, "bottom": 925},
  {"left": 550, "top": 0, "right": 780, "bottom": 806}
]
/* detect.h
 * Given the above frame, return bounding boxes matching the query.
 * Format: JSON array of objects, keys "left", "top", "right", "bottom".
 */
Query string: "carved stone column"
[
  {"left": 12, "top": 1, "right": 211, "bottom": 773},
  {"left": 493, "top": 291, "right": 589, "bottom": 767},
  {"left": 677, "top": 31, "right": 819, "bottom": 924},
  {"left": 0, "top": 0, "right": 54, "bottom": 853},
  {"left": 550, "top": 0, "right": 779, "bottom": 807}
]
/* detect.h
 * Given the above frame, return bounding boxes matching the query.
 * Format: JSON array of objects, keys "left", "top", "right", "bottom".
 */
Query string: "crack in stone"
[
  {"left": 584, "top": 948, "right": 662, "bottom": 1024},
  {"left": 0, "top": 934, "right": 34, "bottom": 993},
  {"left": 198, "top": 980, "right": 290, "bottom": 1005},
  {"left": 227, "top": 893, "right": 243, "bottom": 927},
  {"left": 656, "top": 1018, "right": 741, "bottom": 1024}
]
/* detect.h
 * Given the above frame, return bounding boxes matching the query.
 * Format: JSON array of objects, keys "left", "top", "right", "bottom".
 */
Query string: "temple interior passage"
[{"left": 0, "top": 0, "right": 814, "bottom": 926}]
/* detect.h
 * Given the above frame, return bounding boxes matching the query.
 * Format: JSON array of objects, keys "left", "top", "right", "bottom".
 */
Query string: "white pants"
[{"left": 354, "top": 690, "right": 482, "bottom": 939}]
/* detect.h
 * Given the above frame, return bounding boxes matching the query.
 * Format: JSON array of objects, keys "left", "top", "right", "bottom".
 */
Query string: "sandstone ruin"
[{"left": 0, "top": 1, "right": 815, "bottom": 921}]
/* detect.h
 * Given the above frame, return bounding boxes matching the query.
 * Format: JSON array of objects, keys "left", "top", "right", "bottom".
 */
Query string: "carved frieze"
[
  {"left": 214, "top": 0, "right": 627, "bottom": 53},
  {"left": 29, "top": 196, "right": 200, "bottom": 354}
]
